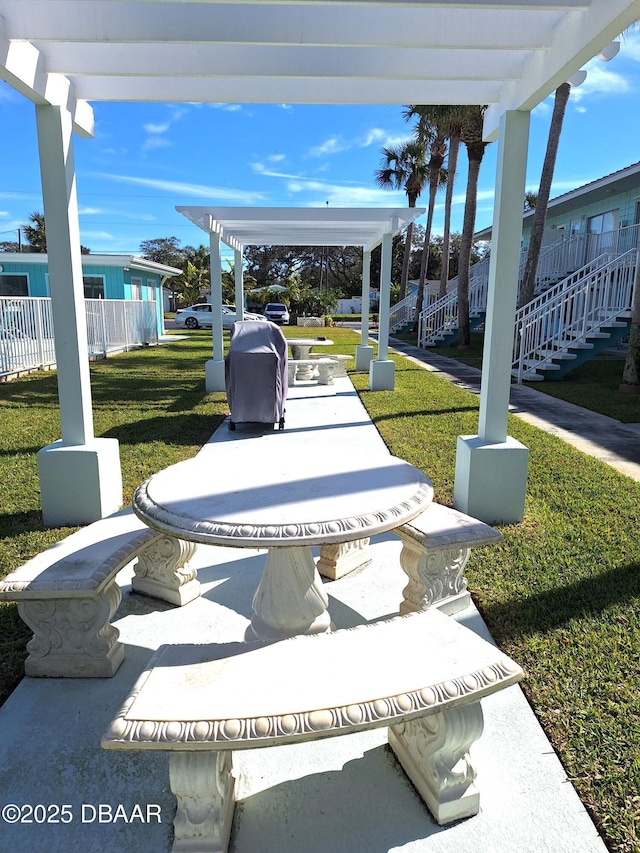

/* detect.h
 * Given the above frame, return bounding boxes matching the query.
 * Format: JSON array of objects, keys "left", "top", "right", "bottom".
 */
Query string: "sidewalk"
[
  {"left": 0, "top": 376, "right": 607, "bottom": 852},
  {"left": 390, "top": 337, "right": 640, "bottom": 482}
]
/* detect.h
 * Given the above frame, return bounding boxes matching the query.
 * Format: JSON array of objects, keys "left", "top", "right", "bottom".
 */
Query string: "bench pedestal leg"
[
  {"left": 247, "top": 545, "right": 331, "bottom": 641},
  {"left": 398, "top": 539, "right": 471, "bottom": 616},
  {"left": 317, "top": 538, "right": 371, "bottom": 580},
  {"left": 388, "top": 702, "right": 484, "bottom": 825},
  {"left": 132, "top": 536, "right": 200, "bottom": 606},
  {"left": 18, "top": 580, "right": 124, "bottom": 677},
  {"left": 170, "top": 751, "right": 235, "bottom": 853}
]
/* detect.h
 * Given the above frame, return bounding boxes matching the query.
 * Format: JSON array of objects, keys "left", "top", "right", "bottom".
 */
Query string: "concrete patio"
[{"left": 0, "top": 375, "right": 606, "bottom": 852}]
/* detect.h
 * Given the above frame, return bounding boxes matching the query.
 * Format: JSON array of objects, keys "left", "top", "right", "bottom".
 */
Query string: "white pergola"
[
  {"left": 176, "top": 205, "right": 424, "bottom": 390},
  {"left": 2, "top": 0, "right": 639, "bottom": 526}
]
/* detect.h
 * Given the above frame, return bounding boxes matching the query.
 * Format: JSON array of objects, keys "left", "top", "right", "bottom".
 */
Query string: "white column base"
[
  {"left": 355, "top": 344, "right": 374, "bottom": 371},
  {"left": 454, "top": 435, "right": 529, "bottom": 524},
  {"left": 205, "top": 358, "right": 226, "bottom": 392},
  {"left": 38, "top": 438, "right": 123, "bottom": 527},
  {"left": 369, "top": 359, "right": 395, "bottom": 391}
]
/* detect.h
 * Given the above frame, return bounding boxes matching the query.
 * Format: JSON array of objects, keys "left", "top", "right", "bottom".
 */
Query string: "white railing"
[
  {"left": 0, "top": 297, "right": 157, "bottom": 378},
  {"left": 389, "top": 289, "right": 418, "bottom": 333},
  {"left": 512, "top": 250, "right": 637, "bottom": 382}
]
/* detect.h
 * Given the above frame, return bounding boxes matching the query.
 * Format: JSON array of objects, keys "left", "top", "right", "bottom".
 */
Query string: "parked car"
[
  {"left": 175, "top": 304, "right": 264, "bottom": 330},
  {"left": 263, "top": 302, "right": 290, "bottom": 325},
  {"left": 223, "top": 305, "right": 267, "bottom": 322}
]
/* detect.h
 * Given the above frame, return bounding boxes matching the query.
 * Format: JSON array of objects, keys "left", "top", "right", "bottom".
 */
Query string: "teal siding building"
[{"left": 0, "top": 253, "right": 181, "bottom": 337}]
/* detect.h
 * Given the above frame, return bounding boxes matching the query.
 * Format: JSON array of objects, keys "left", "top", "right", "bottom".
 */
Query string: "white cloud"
[
  {"left": 78, "top": 206, "right": 103, "bottom": 215},
  {"left": 95, "top": 172, "right": 267, "bottom": 204},
  {"left": 144, "top": 122, "right": 171, "bottom": 135},
  {"left": 308, "top": 136, "right": 349, "bottom": 158},
  {"left": 142, "top": 136, "right": 172, "bottom": 153},
  {"left": 209, "top": 103, "right": 243, "bottom": 112},
  {"left": 569, "top": 63, "right": 632, "bottom": 104},
  {"left": 268, "top": 154, "right": 286, "bottom": 163}
]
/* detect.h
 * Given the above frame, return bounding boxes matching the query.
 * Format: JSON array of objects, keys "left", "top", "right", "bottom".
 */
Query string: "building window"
[
  {"left": 146, "top": 278, "right": 155, "bottom": 300},
  {"left": 570, "top": 218, "right": 582, "bottom": 236},
  {"left": 587, "top": 210, "right": 618, "bottom": 234},
  {"left": 131, "top": 277, "right": 142, "bottom": 300},
  {"left": 83, "top": 276, "right": 105, "bottom": 299},
  {"left": 0, "top": 274, "right": 29, "bottom": 297}
]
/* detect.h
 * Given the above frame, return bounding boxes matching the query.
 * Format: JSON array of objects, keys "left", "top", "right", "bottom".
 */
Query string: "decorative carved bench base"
[
  {"left": 132, "top": 535, "right": 199, "bottom": 606},
  {"left": 103, "top": 609, "right": 523, "bottom": 850},
  {"left": 288, "top": 358, "right": 336, "bottom": 384},
  {"left": 317, "top": 538, "right": 371, "bottom": 580},
  {"left": 0, "top": 513, "right": 198, "bottom": 677},
  {"left": 395, "top": 503, "right": 502, "bottom": 615}
]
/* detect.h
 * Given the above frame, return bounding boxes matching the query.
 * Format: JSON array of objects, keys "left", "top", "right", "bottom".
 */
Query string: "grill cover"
[{"left": 225, "top": 320, "right": 288, "bottom": 426}]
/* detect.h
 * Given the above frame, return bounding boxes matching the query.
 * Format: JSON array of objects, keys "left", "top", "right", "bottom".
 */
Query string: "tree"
[
  {"left": 518, "top": 82, "right": 571, "bottom": 308},
  {"left": 139, "top": 236, "right": 185, "bottom": 269},
  {"left": 458, "top": 106, "right": 488, "bottom": 347},
  {"left": 374, "top": 139, "right": 428, "bottom": 301},
  {"left": 619, "top": 262, "right": 640, "bottom": 393},
  {"left": 22, "top": 211, "right": 91, "bottom": 254},
  {"left": 22, "top": 212, "right": 47, "bottom": 253},
  {"left": 434, "top": 107, "right": 469, "bottom": 298},
  {"left": 404, "top": 106, "right": 448, "bottom": 320},
  {"left": 243, "top": 245, "right": 299, "bottom": 290},
  {"left": 524, "top": 192, "right": 538, "bottom": 212}
]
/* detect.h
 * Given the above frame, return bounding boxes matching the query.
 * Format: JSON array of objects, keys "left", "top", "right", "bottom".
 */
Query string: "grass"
[
  {"left": 1, "top": 327, "right": 639, "bottom": 852},
  {"left": 0, "top": 332, "right": 229, "bottom": 704},
  {"left": 351, "top": 355, "right": 640, "bottom": 853},
  {"left": 396, "top": 330, "right": 640, "bottom": 424}
]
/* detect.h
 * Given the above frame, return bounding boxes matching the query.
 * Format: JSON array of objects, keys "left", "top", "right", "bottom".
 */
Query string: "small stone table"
[
  {"left": 285, "top": 337, "right": 334, "bottom": 379},
  {"left": 133, "top": 451, "right": 433, "bottom": 642}
]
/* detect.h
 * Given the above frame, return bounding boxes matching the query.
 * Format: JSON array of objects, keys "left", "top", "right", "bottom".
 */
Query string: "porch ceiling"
[
  {"left": 1, "top": 0, "right": 639, "bottom": 139},
  {"left": 176, "top": 206, "right": 425, "bottom": 252}
]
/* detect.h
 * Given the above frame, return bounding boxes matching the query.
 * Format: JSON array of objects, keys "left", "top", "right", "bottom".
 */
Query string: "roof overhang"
[
  {"left": 2, "top": 1, "right": 640, "bottom": 141},
  {"left": 176, "top": 206, "right": 425, "bottom": 253},
  {"left": 0, "top": 252, "right": 182, "bottom": 276}
]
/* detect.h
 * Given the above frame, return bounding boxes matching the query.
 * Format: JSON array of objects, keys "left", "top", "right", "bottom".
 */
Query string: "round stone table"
[{"left": 133, "top": 452, "right": 433, "bottom": 641}]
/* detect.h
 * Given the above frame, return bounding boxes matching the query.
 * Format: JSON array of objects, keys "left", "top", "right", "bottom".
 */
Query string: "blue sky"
[{"left": 2, "top": 29, "right": 640, "bottom": 264}]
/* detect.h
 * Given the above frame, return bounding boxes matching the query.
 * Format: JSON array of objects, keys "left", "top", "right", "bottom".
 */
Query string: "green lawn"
[
  {"left": 1, "top": 329, "right": 639, "bottom": 852},
  {"left": 397, "top": 330, "right": 640, "bottom": 424}
]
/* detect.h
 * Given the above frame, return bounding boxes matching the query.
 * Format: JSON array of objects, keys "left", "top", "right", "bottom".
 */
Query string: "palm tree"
[
  {"left": 518, "top": 82, "right": 571, "bottom": 308},
  {"left": 22, "top": 212, "right": 47, "bottom": 253},
  {"left": 458, "top": 106, "right": 488, "bottom": 347},
  {"left": 374, "top": 139, "right": 428, "bottom": 300},
  {"left": 436, "top": 107, "right": 469, "bottom": 298},
  {"left": 404, "top": 106, "right": 448, "bottom": 319}
]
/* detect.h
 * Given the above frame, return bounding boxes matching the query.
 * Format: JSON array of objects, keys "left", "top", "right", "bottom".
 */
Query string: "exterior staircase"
[
  {"left": 512, "top": 250, "right": 636, "bottom": 382},
  {"left": 389, "top": 289, "right": 418, "bottom": 334},
  {"left": 412, "top": 223, "right": 639, "bottom": 379}
]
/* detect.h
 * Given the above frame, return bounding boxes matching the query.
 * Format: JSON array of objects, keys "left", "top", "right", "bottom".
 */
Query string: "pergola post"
[
  {"left": 355, "top": 248, "right": 374, "bottom": 371},
  {"left": 234, "top": 247, "right": 244, "bottom": 321},
  {"left": 370, "top": 231, "right": 395, "bottom": 390},
  {"left": 454, "top": 110, "right": 530, "bottom": 524},
  {"left": 206, "top": 229, "right": 226, "bottom": 391},
  {"left": 35, "top": 104, "right": 122, "bottom": 527}
]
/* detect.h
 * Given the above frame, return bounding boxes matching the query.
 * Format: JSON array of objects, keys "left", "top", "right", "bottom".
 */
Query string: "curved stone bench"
[
  {"left": 395, "top": 503, "right": 502, "bottom": 615},
  {"left": 0, "top": 512, "right": 198, "bottom": 677},
  {"left": 102, "top": 608, "right": 523, "bottom": 850},
  {"left": 308, "top": 352, "right": 353, "bottom": 377},
  {"left": 288, "top": 358, "right": 336, "bottom": 384}
]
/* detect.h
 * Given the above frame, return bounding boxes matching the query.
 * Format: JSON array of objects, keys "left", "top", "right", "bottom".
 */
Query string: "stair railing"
[
  {"left": 512, "top": 250, "right": 637, "bottom": 382},
  {"left": 389, "top": 289, "right": 418, "bottom": 333}
]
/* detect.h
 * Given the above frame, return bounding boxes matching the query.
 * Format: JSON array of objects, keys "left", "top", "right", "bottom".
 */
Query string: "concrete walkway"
[
  {"left": 389, "top": 337, "right": 640, "bottom": 482},
  {"left": 0, "top": 375, "right": 607, "bottom": 852}
]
